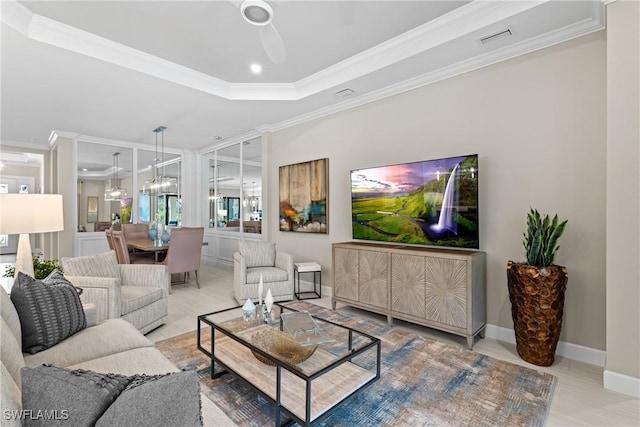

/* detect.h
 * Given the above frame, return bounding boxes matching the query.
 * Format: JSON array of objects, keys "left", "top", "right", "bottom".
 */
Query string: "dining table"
[
  {"left": 126, "top": 237, "right": 209, "bottom": 262},
  {"left": 127, "top": 238, "right": 169, "bottom": 262}
]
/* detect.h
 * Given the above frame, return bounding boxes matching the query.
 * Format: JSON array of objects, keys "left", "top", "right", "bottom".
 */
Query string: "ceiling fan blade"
[{"left": 259, "top": 23, "right": 286, "bottom": 64}]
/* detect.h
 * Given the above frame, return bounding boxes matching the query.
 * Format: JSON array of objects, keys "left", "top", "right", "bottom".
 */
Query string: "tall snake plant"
[{"left": 523, "top": 208, "right": 568, "bottom": 267}]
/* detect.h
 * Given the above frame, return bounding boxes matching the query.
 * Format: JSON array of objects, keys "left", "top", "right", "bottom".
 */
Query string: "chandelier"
[
  {"left": 249, "top": 181, "right": 259, "bottom": 209},
  {"left": 144, "top": 126, "right": 177, "bottom": 193},
  {"left": 104, "top": 152, "right": 128, "bottom": 201}
]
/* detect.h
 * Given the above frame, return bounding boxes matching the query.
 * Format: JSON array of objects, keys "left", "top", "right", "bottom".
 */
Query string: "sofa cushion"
[
  {"left": 21, "top": 364, "right": 130, "bottom": 426},
  {"left": 61, "top": 251, "right": 120, "bottom": 280},
  {"left": 96, "top": 371, "right": 202, "bottom": 427},
  {"left": 247, "top": 266, "right": 289, "bottom": 283},
  {"left": 1, "top": 286, "right": 22, "bottom": 349},
  {"left": 120, "top": 286, "right": 163, "bottom": 316},
  {"left": 1, "top": 316, "right": 26, "bottom": 390},
  {"left": 24, "top": 319, "right": 153, "bottom": 369},
  {"left": 1, "top": 362, "right": 22, "bottom": 427},
  {"left": 68, "top": 347, "right": 179, "bottom": 376},
  {"left": 239, "top": 241, "right": 276, "bottom": 268},
  {"left": 10, "top": 271, "right": 86, "bottom": 354},
  {"left": 121, "top": 299, "right": 168, "bottom": 335}
]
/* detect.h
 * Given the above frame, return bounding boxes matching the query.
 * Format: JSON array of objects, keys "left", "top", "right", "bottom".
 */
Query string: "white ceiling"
[{"left": 1, "top": 0, "right": 605, "bottom": 158}]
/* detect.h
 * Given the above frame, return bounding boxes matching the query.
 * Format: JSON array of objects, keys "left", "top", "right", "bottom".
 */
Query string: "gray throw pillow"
[
  {"left": 10, "top": 270, "right": 86, "bottom": 354},
  {"left": 21, "top": 365, "right": 130, "bottom": 426},
  {"left": 96, "top": 371, "right": 202, "bottom": 427},
  {"left": 21, "top": 366, "right": 202, "bottom": 427}
]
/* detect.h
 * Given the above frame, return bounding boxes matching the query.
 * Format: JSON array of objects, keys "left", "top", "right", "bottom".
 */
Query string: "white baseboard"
[
  {"left": 604, "top": 370, "right": 640, "bottom": 398},
  {"left": 484, "top": 324, "right": 607, "bottom": 367}
]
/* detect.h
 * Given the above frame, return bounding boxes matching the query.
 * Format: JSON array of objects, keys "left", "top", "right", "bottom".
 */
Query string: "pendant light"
[
  {"left": 144, "top": 126, "right": 177, "bottom": 193},
  {"left": 104, "top": 152, "right": 128, "bottom": 201},
  {"left": 250, "top": 181, "right": 258, "bottom": 209}
]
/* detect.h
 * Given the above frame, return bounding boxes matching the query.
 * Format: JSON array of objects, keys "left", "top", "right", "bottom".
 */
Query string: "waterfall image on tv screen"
[{"left": 351, "top": 154, "right": 478, "bottom": 248}]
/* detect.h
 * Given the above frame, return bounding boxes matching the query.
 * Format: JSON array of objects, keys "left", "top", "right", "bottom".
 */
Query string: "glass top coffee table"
[{"left": 197, "top": 304, "right": 381, "bottom": 426}]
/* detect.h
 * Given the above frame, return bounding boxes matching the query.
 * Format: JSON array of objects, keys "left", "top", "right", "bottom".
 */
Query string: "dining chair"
[
  {"left": 112, "top": 230, "right": 154, "bottom": 265},
  {"left": 122, "top": 223, "right": 153, "bottom": 256},
  {"left": 156, "top": 227, "right": 204, "bottom": 288},
  {"left": 105, "top": 229, "right": 115, "bottom": 251},
  {"left": 122, "top": 223, "right": 149, "bottom": 240}
]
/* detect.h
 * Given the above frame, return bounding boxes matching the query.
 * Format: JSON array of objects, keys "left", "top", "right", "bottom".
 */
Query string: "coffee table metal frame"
[{"left": 197, "top": 304, "right": 381, "bottom": 426}]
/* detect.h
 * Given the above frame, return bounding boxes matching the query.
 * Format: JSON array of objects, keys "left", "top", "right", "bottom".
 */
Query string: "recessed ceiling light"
[
  {"left": 212, "top": 136, "right": 223, "bottom": 141},
  {"left": 250, "top": 63, "right": 263, "bottom": 74},
  {"left": 82, "top": 168, "right": 88, "bottom": 172}
]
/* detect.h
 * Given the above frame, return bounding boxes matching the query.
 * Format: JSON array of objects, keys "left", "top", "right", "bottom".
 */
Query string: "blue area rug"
[{"left": 156, "top": 301, "right": 556, "bottom": 426}]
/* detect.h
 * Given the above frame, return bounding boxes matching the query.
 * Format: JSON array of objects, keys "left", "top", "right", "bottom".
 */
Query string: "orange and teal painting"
[{"left": 279, "top": 158, "right": 328, "bottom": 233}]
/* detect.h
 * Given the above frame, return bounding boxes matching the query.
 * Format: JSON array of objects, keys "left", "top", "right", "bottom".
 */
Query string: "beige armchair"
[
  {"left": 233, "top": 241, "right": 294, "bottom": 304},
  {"left": 61, "top": 250, "right": 169, "bottom": 334}
]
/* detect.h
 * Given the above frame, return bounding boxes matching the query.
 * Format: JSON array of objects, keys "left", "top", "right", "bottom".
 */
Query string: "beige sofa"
[
  {"left": 61, "top": 250, "right": 168, "bottom": 334},
  {"left": 0, "top": 287, "right": 235, "bottom": 426}
]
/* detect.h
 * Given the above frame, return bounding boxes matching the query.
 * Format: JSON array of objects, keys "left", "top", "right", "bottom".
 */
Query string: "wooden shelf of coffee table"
[{"left": 213, "top": 334, "right": 375, "bottom": 423}]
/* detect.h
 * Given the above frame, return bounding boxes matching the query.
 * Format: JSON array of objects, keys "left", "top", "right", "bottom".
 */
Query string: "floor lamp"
[{"left": 0, "top": 194, "right": 64, "bottom": 278}]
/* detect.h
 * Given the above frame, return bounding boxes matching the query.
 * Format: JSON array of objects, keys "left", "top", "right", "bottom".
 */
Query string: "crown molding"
[
  {"left": 48, "top": 130, "right": 79, "bottom": 146},
  {"left": 79, "top": 134, "right": 184, "bottom": 156},
  {"left": 0, "top": 139, "right": 50, "bottom": 151},
  {"left": 263, "top": 11, "right": 605, "bottom": 135},
  {"left": 293, "top": 0, "right": 547, "bottom": 98},
  {"left": 199, "top": 130, "right": 262, "bottom": 155},
  {"left": 0, "top": 0, "right": 33, "bottom": 35},
  {"left": 3, "top": 0, "right": 582, "bottom": 103}
]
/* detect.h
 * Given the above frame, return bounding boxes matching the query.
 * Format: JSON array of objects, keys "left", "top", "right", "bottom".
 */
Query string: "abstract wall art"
[{"left": 279, "top": 158, "right": 328, "bottom": 233}]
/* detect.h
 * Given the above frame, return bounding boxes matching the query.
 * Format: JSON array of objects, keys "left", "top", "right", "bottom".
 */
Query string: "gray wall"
[
  {"left": 267, "top": 32, "right": 607, "bottom": 351},
  {"left": 606, "top": 0, "right": 640, "bottom": 382}
]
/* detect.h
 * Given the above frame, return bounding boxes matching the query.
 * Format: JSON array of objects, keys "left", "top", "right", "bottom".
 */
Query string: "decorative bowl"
[{"left": 250, "top": 328, "right": 317, "bottom": 366}]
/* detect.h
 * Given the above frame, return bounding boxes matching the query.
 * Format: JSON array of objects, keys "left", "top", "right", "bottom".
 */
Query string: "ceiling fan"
[{"left": 239, "top": 0, "right": 286, "bottom": 64}]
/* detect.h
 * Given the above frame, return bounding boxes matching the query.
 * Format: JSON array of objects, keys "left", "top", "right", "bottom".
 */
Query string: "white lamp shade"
[{"left": 0, "top": 194, "right": 64, "bottom": 234}]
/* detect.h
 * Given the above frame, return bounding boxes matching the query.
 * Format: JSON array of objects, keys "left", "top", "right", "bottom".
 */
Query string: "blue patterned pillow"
[{"left": 10, "top": 270, "right": 86, "bottom": 354}]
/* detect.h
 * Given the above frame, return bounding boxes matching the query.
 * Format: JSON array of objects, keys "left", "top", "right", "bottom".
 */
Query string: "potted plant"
[
  {"left": 3, "top": 254, "right": 63, "bottom": 280},
  {"left": 507, "top": 208, "right": 568, "bottom": 366}
]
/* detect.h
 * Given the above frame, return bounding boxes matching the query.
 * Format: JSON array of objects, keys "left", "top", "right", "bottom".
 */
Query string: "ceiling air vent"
[
  {"left": 335, "top": 88, "right": 355, "bottom": 98},
  {"left": 479, "top": 28, "right": 512, "bottom": 45}
]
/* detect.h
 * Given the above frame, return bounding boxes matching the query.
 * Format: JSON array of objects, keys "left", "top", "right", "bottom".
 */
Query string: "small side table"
[{"left": 294, "top": 262, "right": 322, "bottom": 300}]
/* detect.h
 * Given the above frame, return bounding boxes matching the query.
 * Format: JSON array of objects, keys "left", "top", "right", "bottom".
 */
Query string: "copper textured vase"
[{"left": 506, "top": 261, "right": 568, "bottom": 366}]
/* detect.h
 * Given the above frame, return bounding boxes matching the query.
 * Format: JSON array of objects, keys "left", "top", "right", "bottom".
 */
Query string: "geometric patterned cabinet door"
[
  {"left": 391, "top": 254, "right": 426, "bottom": 319},
  {"left": 425, "top": 257, "right": 467, "bottom": 329},
  {"left": 333, "top": 242, "right": 486, "bottom": 349},
  {"left": 332, "top": 247, "right": 359, "bottom": 302},
  {"left": 359, "top": 250, "right": 388, "bottom": 309}
]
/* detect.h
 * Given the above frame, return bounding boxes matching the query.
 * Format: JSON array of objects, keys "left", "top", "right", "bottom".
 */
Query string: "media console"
[{"left": 332, "top": 241, "right": 486, "bottom": 349}]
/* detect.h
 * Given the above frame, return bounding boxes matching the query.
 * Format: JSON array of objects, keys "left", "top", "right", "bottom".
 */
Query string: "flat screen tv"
[{"left": 350, "top": 154, "right": 478, "bottom": 249}]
